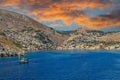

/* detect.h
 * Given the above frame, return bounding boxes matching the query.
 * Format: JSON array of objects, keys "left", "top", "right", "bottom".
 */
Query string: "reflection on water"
[{"left": 0, "top": 50, "right": 120, "bottom": 80}]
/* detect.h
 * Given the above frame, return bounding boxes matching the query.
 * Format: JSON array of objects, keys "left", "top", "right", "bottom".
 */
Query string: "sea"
[{"left": 0, "top": 50, "right": 120, "bottom": 80}]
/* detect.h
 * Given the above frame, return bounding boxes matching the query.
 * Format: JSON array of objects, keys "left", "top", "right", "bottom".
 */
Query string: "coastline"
[{"left": 1, "top": 47, "right": 120, "bottom": 57}]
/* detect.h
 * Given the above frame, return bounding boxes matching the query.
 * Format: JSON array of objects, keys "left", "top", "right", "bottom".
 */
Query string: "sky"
[{"left": 0, "top": 0, "right": 120, "bottom": 31}]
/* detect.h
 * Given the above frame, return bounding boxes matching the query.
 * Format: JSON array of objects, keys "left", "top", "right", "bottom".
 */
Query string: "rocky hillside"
[
  {"left": 57, "top": 28, "right": 120, "bottom": 50},
  {"left": 0, "top": 9, "right": 69, "bottom": 57},
  {"left": 97, "top": 32, "right": 120, "bottom": 42}
]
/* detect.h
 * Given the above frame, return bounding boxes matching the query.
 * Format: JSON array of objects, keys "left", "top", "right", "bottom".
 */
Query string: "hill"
[
  {"left": 57, "top": 28, "right": 120, "bottom": 50},
  {"left": 0, "top": 9, "right": 69, "bottom": 57}
]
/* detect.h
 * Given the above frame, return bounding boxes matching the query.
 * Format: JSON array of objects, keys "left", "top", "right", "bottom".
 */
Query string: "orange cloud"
[
  {"left": 0, "top": 0, "right": 21, "bottom": 6},
  {"left": 0, "top": 0, "right": 119, "bottom": 29},
  {"left": 76, "top": 10, "right": 120, "bottom": 29},
  {"left": 0, "top": 0, "right": 113, "bottom": 8}
]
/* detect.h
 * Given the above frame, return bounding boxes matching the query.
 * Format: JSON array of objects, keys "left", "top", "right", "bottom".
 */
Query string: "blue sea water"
[{"left": 0, "top": 50, "right": 120, "bottom": 80}]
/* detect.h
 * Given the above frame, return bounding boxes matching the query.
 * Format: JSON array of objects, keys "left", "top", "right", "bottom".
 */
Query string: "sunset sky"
[{"left": 0, "top": 0, "right": 120, "bottom": 31}]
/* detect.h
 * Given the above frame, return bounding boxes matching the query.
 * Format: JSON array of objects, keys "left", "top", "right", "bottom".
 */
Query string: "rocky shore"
[
  {"left": 57, "top": 41, "right": 120, "bottom": 50},
  {"left": 0, "top": 43, "right": 24, "bottom": 57}
]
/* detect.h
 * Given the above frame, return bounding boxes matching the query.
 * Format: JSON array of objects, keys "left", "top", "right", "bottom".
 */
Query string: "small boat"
[
  {"left": 18, "top": 52, "right": 29, "bottom": 64},
  {"left": 20, "top": 58, "right": 29, "bottom": 63}
]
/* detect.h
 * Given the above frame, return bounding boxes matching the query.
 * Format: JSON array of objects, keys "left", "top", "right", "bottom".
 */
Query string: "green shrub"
[
  {"left": 0, "top": 31, "right": 6, "bottom": 36},
  {"left": 13, "top": 41, "right": 22, "bottom": 48}
]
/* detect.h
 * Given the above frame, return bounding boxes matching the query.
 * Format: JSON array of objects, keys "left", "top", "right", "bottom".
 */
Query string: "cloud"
[
  {"left": 49, "top": 23, "right": 65, "bottom": 28},
  {"left": 76, "top": 9, "right": 120, "bottom": 29},
  {"left": 0, "top": 0, "right": 114, "bottom": 8},
  {"left": 0, "top": 0, "right": 119, "bottom": 29}
]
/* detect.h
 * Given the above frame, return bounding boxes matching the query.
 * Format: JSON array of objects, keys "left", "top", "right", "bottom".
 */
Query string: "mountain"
[
  {"left": 57, "top": 28, "right": 120, "bottom": 50},
  {"left": 0, "top": 9, "right": 69, "bottom": 57},
  {"left": 0, "top": 9, "right": 120, "bottom": 57}
]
